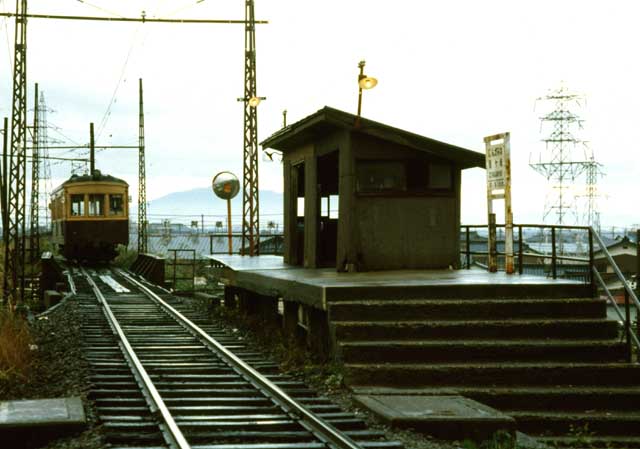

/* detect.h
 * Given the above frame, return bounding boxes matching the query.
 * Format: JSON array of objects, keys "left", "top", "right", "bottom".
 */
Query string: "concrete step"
[
  {"left": 352, "top": 386, "right": 640, "bottom": 411},
  {"left": 329, "top": 298, "right": 607, "bottom": 322},
  {"left": 509, "top": 411, "right": 640, "bottom": 436},
  {"left": 538, "top": 435, "right": 640, "bottom": 448},
  {"left": 344, "top": 363, "right": 640, "bottom": 387},
  {"left": 333, "top": 318, "right": 619, "bottom": 341},
  {"left": 340, "top": 340, "right": 627, "bottom": 364},
  {"left": 326, "top": 282, "right": 592, "bottom": 301}
]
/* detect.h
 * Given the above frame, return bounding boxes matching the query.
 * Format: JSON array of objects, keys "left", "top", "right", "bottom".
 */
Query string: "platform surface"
[
  {"left": 0, "top": 397, "right": 86, "bottom": 429},
  {"left": 208, "top": 255, "right": 588, "bottom": 309}
]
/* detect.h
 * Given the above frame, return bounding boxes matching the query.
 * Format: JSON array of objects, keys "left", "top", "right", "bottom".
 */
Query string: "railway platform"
[
  {"left": 207, "top": 254, "right": 591, "bottom": 355},
  {"left": 207, "top": 254, "right": 588, "bottom": 309}
]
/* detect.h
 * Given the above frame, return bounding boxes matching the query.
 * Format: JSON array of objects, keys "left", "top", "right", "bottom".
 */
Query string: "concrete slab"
[
  {"left": 208, "top": 255, "right": 590, "bottom": 310},
  {"left": 0, "top": 397, "right": 86, "bottom": 429},
  {"left": 354, "top": 394, "right": 515, "bottom": 442}
]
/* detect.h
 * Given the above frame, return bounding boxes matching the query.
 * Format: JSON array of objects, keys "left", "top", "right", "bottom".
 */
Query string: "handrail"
[
  {"left": 592, "top": 267, "right": 640, "bottom": 351},
  {"left": 81, "top": 269, "right": 191, "bottom": 449},
  {"left": 460, "top": 223, "right": 595, "bottom": 281},
  {"left": 591, "top": 228, "right": 640, "bottom": 311},
  {"left": 119, "top": 269, "right": 364, "bottom": 449}
]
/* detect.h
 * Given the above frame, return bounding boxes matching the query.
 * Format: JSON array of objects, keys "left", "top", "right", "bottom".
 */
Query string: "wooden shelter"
[{"left": 261, "top": 106, "right": 485, "bottom": 271}]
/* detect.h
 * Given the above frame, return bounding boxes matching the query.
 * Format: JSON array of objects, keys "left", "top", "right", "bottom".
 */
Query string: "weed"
[
  {"left": 0, "top": 307, "right": 33, "bottom": 381},
  {"left": 113, "top": 244, "right": 138, "bottom": 269},
  {"left": 460, "top": 431, "right": 515, "bottom": 449}
]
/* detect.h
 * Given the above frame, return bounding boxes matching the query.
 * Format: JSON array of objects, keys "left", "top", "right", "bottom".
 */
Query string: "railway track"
[{"left": 76, "top": 266, "right": 401, "bottom": 449}]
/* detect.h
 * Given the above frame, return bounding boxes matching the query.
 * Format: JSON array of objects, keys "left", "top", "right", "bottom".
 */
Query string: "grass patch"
[
  {"left": 113, "top": 244, "right": 138, "bottom": 269},
  {"left": 0, "top": 307, "right": 33, "bottom": 381}
]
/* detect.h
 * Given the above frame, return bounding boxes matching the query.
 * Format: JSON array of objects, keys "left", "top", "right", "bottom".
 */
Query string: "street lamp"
[
  {"left": 238, "top": 95, "right": 266, "bottom": 107},
  {"left": 356, "top": 60, "right": 377, "bottom": 119}
]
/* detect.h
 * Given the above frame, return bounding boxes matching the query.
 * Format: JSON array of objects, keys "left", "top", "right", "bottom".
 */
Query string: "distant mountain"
[{"left": 148, "top": 187, "right": 283, "bottom": 223}]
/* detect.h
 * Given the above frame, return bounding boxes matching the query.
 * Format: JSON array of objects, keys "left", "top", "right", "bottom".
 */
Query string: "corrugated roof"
[{"left": 129, "top": 233, "right": 283, "bottom": 258}]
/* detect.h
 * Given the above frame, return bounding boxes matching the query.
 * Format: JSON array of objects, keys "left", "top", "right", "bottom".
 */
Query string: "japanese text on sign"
[{"left": 486, "top": 144, "right": 506, "bottom": 190}]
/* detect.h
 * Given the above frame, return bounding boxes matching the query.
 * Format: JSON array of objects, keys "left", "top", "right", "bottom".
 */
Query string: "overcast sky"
[{"left": 0, "top": 0, "right": 637, "bottom": 228}]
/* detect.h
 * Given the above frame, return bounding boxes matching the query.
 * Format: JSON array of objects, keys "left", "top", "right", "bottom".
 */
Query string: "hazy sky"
[{"left": 0, "top": 0, "right": 637, "bottom": 227}]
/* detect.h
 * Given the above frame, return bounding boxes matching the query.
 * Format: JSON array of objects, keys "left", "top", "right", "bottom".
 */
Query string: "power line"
[
  {"left": 0, "top": 12, "right": 268, "bottom": 24},
  {"left": 96, "top": 24, "right": 143, "bottom": 140}
]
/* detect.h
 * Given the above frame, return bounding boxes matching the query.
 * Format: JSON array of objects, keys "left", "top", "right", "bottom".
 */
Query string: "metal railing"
[
  {"left": 168, "top": 249, "right": 196, "bottom": 292},
  {"left": 461, "top": 223, "right": 639, "bottom": 360},
  {"left": 590, "top": 229, "right": 640, "bottom": 360},
  {"left": 461, "top": 223, "right": 594, "bottom": 286}
]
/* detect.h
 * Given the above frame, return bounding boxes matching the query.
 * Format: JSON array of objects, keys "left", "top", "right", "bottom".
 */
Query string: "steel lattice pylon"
[
  {"left": 4, "top": 0, "right": 29, "bottom": 306},
  {"left": 241, "top": 0, "right": 259, "bottom": 256},
  {"left": 39, "top": 92, "right": 51, "bottom": 230},
  {"left": 583, "top": 157, "right": 604, "bottom": 233},
  {"left": 29, "top": 83, "right": 39, "bottom": 266},
  {"left": 138, "top": 78, "right": 147, "bottom": 254},
  {"left": 529, "top": 84, "right": 590, "bottom": 225}
]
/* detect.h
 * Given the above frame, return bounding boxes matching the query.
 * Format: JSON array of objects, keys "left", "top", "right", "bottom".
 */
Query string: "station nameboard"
[
  {"left": 484, "top": 132, "right": 514, "bottom": 274},
  {"left": 486, "top": 142, "right": 507, "bottom": 191}
]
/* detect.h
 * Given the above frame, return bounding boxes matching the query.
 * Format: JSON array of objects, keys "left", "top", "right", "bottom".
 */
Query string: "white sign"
[
  {"left": 484, "top": 132, "right": 514, "bottom": 274},
  {"left": 486, "top": 143, "right": 506, "bottom": 191}
]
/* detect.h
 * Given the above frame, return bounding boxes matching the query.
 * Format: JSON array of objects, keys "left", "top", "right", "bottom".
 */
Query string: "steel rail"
[
  {"left": 119, "top": 269, "right": 364, "bottom": 449},
  {"left": 81, "top": 268, "right": 191, "bottom": 449}
]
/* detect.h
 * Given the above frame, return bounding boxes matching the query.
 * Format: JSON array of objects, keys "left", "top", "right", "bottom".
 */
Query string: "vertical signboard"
[{"left": 484, "top": 133, "right": 514, "bottom": 274}]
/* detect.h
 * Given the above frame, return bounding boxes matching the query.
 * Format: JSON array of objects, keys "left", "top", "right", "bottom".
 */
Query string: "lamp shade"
[{"left": 358, "top": 76, "right": 378, "bottom": 90}]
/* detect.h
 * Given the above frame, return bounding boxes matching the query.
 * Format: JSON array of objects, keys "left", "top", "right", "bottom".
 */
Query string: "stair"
[{"left": 329, "top": 287, "right": 640, "bottom": 446}]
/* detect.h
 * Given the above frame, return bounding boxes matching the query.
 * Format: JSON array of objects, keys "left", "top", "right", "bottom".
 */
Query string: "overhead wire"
[
  {"left": 1, "top": 0, "right": 13, "bottom": 72},
  {"left": 95, "top": 23, "right": 143, "bottom": 142},
  {"left": 73, "top": 0, "right": 125, "bottom": 18},
  {"left": 158, "top": 0, "right": 209, "bottom": 20}
]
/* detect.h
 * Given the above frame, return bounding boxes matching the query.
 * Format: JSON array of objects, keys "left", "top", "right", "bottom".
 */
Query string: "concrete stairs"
[{"left": 329, "top": 285, "right": 640, "bottom": 446}]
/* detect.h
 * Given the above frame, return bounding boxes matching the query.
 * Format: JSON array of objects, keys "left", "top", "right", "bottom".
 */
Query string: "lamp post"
[{"left": 356, "top": 60, "right": 378, "bottom": 120}]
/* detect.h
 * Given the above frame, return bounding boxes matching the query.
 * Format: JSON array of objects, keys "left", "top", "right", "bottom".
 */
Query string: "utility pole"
[
  {"left": 1, "top": 118, "right": 8, "bottom": 304},
  {"left": 138, "top": 78, "right": 147, "bottom": 254},
  {"left": 29, "top": 82, "right": 39, "bottom": 265},
  {"left": 5, "top": 0, "right": 28, "bottom": 306},
  {"left": 240, "top": 0, "right": 260, "bottom": 256},
  {"left": 39, "top": 93, "right": 51, "bottom": 230}
]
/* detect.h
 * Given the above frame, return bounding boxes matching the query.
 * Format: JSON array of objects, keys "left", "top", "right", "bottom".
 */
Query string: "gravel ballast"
[{"left": 0, "top": 298, "right": 106, "bottom": 449}]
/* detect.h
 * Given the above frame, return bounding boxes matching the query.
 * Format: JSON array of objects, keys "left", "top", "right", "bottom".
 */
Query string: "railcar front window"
[
  {"left": 109, "top": 194, "right": 124, "bottom": 216},
  {"left": 70, "top": 195, "right": 84, "bottom": 216},
  {"left": 88, "top": 194, "right": 105, "bottom": 216}
]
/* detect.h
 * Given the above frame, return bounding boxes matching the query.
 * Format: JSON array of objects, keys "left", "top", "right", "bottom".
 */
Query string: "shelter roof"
[{"left": 261, "top": 106, "right": 485, "bottom": 169}]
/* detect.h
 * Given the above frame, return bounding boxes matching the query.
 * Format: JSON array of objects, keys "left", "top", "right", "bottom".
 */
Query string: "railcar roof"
[
  {"left": 51, "top": 170, "right": 128, "bottom": 195},
  {"left": 62, "top": 171, "right": 128, "bottom": 186}
]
